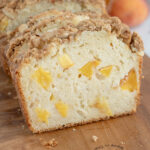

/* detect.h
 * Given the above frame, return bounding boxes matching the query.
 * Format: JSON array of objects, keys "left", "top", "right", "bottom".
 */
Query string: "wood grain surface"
[{"left": 0, "top": 56, "right": 150, "bottom": 150}]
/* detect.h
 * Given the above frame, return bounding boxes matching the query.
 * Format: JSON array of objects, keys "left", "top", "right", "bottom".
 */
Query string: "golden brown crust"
[
  {"left": 14, "top": 70, "right": 32, "bottom": 131},
  {"left": 136, "top": 55, "right": 143, "bottom": 107},
  {"left": 130, "top": 32, "right": 144, "bottom": 53}
]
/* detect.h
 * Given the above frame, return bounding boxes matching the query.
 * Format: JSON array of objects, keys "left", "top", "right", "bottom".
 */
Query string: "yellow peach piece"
[
  {"left": 79, "top": 60, "right": 101, "bottom": 79},
  {"left": 57, "top": 73, "right": 61, "bottom": 78},
  {"left": 50, "top": 94, "right": 55, "bottom": 101},
  {"left": 120, "top": 69, "right": 138, "bottom": 92},
  {"left": 32, "top": 67, "right": 52, "bottom": 90},
  {"left": 92, "top": 60, "right": 101, "bottom": 67},
  {"left": 55, "top": 101, "right": 68, "bottom": 117},
  {"left": 100, "top": 65, "right": 113, "bottom": 77},
  {"left": 94, "top": 96, "right": 112, "bottom": 116},
  {"left": 35, "top": 108, "right": 50, "bottom": 124},
  {"left": 58, "top": 54, "right": 74, "bottom": 69}
]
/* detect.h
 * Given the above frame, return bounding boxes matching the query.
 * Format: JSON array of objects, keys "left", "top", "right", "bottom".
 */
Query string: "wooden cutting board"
[{"left": 0, "top": 56, "right": 150, "bottom": 150}]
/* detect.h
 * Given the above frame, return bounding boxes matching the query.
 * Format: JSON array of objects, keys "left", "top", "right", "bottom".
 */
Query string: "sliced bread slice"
[
  {"left": 7, "top": 11, "right": 144, "bottom": 133},
  {"left": 0, "top": 0, "right": 106, "bottom": 74}
]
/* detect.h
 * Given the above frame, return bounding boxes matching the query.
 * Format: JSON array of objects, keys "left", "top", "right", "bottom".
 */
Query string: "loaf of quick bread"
[
  {"left": 0, "top": 0, "right": 106, "bottom": 74},
  {"left": 5, "top": 10, "right": 144, "bottom": 133}
]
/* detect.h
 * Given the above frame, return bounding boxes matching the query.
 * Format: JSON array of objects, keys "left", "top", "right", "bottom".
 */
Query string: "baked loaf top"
[
  {"left": 0, "top": 0, "right": 11, "bottom": 9},
  {"left": 5, "top": 10, "right": 144, "bottom": 75},
  {"left": 0, "top": 0, "right": 106, "bottom": 73},
  {"left": 0, "top": 0, "right": 106, "bottom": 34}
]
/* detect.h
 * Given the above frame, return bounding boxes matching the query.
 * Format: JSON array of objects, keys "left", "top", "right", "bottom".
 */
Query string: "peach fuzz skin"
[{"left": 109, "top": 0, "right": 149, "bottom": 27}]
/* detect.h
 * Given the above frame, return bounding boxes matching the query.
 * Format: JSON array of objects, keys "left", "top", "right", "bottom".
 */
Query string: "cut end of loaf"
[
  {"left": 16, "top": 30, "right": 141, "bottom": 133},
  {"left": 0, "top": 0, "right": 106, "bottom": 76},
  {"left": 1, "top": 0, "right": 105, "bottom": 33}
]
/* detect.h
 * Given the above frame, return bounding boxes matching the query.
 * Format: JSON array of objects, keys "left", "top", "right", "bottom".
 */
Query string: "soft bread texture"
[
  {"left": 0, "top": 0, "right": 106, "bottom": 74},
  {"left": 6, "top": 11, "right": 144, "bottom": 133}
]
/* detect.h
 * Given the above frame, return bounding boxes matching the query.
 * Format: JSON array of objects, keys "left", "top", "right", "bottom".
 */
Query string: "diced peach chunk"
[
  {"left": 92, "top": 60, "right": 101, "bottom": 67},
  {"left": 50, "top": 94, "right": 55, "bottom": 101},
  {"left": 32, "top": 67, "right": 52, "bottom": 90},
  {"left": 58, "top": 54, "right": 74, "bottom": 69},
  {"left": 99, "top": 65, "right": 113, "bottom": 77},
  {"left": 94, "top": 96, "right": 112, "bottom": 116},
  {"left": 35, "top": 108, "right": 50, "bottom": 124},
  {"left": 57, "top": 73, "right": 61, "bottom": 78},
  {"left": 55, "top": 101, "right": 68, "bottom": 117},
  {"left": 120, "top": 69, "right": 138, "bottom": 92},
  {"left": 79, "top": 60, "right": 101, "bottom": 79}
]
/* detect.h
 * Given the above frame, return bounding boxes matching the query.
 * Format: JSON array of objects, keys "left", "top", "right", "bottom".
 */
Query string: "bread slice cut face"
[{"left": 7, "top": 11, "right": 144, "bottom": 133}]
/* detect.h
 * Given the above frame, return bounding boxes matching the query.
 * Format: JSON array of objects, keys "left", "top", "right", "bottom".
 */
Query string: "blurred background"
[
  {"left": 132, "top": 0, "right": 150, "bottom": 57},
  {"left": 108, "top": 0, "right": 150, "bottom": 56}
]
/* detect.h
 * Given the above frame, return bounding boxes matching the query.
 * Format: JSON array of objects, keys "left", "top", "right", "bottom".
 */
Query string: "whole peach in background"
[{"left": 108, "top": 0, "right": 149, "bottom": 27}]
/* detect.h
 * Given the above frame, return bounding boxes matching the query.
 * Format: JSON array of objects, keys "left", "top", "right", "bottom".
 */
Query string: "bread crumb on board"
[
  {"left": 92, "top": 135, "right": 99, "bottom": 142},
  {"left": 72, "top": 128, "right": 76, "bottom": 131},
  {"left": 40, "top": 138, "right": 58, "bottom": 149},
  {"left": 7, "top": 92, "right": 12, "bottom": 95},
  {"left": 120, "top": 141, "right": 125, "bottom": 145}
]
